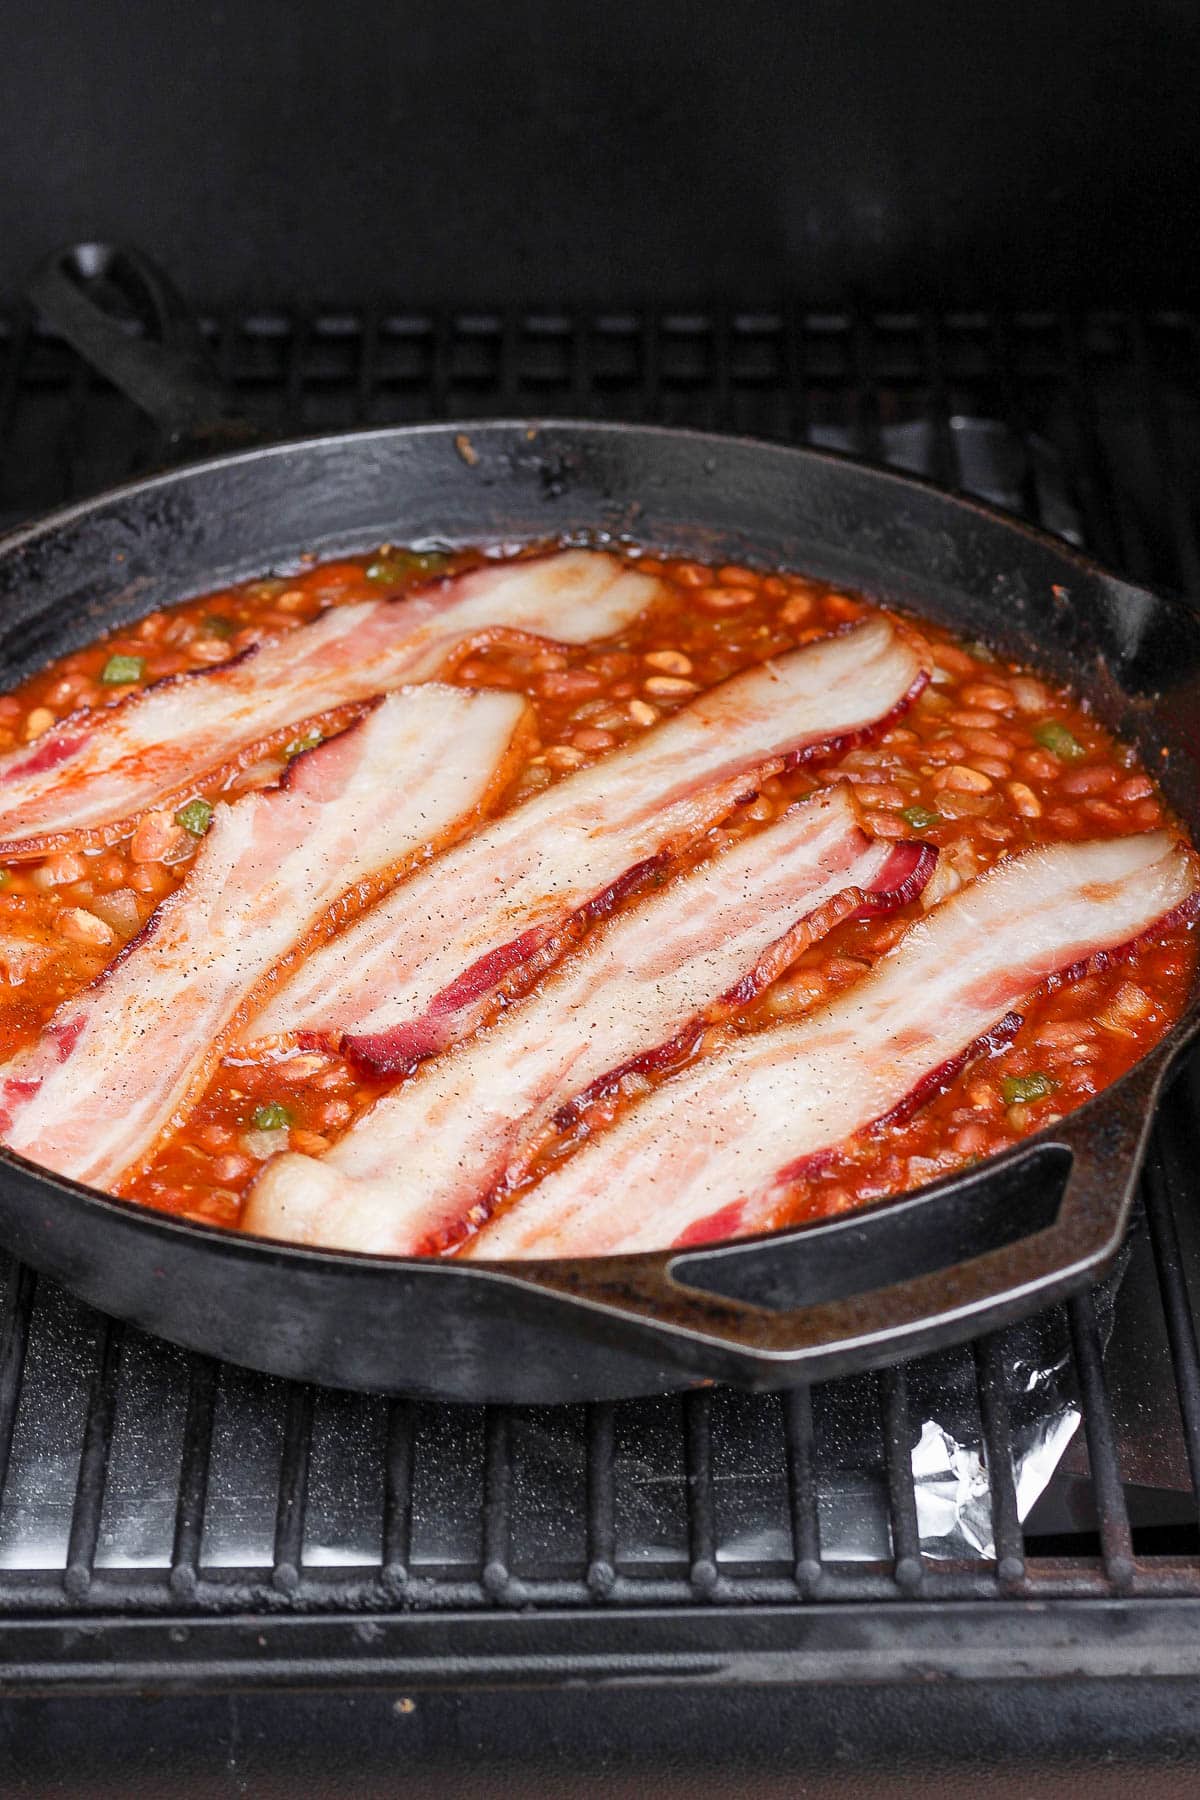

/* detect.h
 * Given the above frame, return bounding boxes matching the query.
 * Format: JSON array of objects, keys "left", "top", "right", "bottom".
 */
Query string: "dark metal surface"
[
  {"left": 3, "top": 2, "right": 1200, "bottom": 312},
  {"left": 0, "top": 303, "right": 1196, "bottom": 1715},
  {"left": 8, "top": 1681, "right": 1200, "bottom": 1798}
]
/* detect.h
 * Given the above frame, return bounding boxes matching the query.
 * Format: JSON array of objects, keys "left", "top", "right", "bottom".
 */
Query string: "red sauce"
[{"left": 0, "top": 544, "right": 1192, "bottom": 1246}]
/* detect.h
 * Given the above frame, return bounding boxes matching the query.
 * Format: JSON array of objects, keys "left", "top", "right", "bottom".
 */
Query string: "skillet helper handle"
[
  {"left": 513, "top": 1048, "right": 1175, "bottom": 1373},
  {"left": 25, "top": 244, "right": 258, "bottom": 455}
]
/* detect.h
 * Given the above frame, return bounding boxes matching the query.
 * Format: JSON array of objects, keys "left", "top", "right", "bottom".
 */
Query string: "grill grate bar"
[
  {"left": 354, "top": 306, "right": 379, "bottom": 425},
  {"left": 782, "top": 1385, "right": 822, "bottom": 1593},
  {"left": 584, "top": 1402, "right": 617, "bottom": 1596},
  {"left": 218, "top": 311, "right": 244, "bottom": 398},
  {"left": 1142, "top": 1129, "right": 1200, "bottom": 1512},
  {"left": 973, "top": 1334, "right": 1025, "bottom": 1586},
  {"left": 284, "top": 311, "right": 308, "bottom": 430},
  {"left": 64, "top": 1318, "right": 124, "bottom": 1599},
  {"left": 381, "top": 1398, "right": 416, "bottom": 1591},
  {"left": 1058, "top": 312, "right": 1124, "bottom": 569},
  {"left": 0, "top": 1261, "right": 36, "bottom": 1516},
  {"left": 1130, "top": 313, "right": 1200, "bottom": 595},
  {"left": 850, "top": 315, "right": 883, "bottom": 462},
  {"left": 878, "top": 1367, "right": 923, "bottom": 1593},
  {"left": 498, "top": 312, "right": 520, "bottom": 411},
  {"left": 0, "top": 307, "right": 32, "bottom": 513},
  {"left": 169, "top": 1355, "right": 219, "bottom": 1596},
  {"left": 639, "top": 309, "right": 661, "bottom": 425},
  {"left": 481, "top": 1407, "right": 516, "bottom": 1600},
  {"left": 683, "top": 1390, "right": 719, "bottom": 1596},
  {"left": 428, "top": 311, "right": 453, "bottom": 422},
  {"left": 709, "top": 305, "right": 733, "bottom": 433},
  {"left": 783, "top": 300, "right": 811, "bottom": 445},
  {"left": 1068, "top": 1293, "right": 1135, "bottom": 1589},
  {"left": 921, "top": 312, "right": 957, "bottom": 490},
  {"left": 5, "top": 1557, "right": 1200, "bottom": 1617},
  {"left": 988, "top": 313, "right": 1044, "bottom": 529},
  {"left": 271, "top": 1384, "right": 315, "bottom": 1594},
  {"left": 569, "top": 312, "right": 591, "bottom": 415}
]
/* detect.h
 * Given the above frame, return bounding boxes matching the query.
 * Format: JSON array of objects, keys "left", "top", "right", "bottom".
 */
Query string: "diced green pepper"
[
  {"left": 202, "top": 614, "right": 236, "bottom": 639},
  {"left": 1001, "top": 1072, "right": 1056, "bottom": 1105},
  {"left": 1033, "top": 720, "right": 1086, "bottom": 762},
  {"left": 365, "top": 550, "right": 450, "bottom": 585},
  {"left": 284, "top": 728, "right": 323, "bottom": 759},
  {"left": 251, "top": 1101, "right": 292, "bottom": 1132},
  {"left": 901, "top": 805, "right": 943, "bottom": 830},
  {"left": 968, "top": 640, "right": 997, "bottom": 663},
  {"left": 101, "top": 653, "right": 146, "bottom": 686},
  {"left": 175, "top": 798, "right": 214, "bottom": 837}
]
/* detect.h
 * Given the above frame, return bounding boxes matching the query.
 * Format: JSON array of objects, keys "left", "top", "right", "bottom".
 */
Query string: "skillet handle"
[
  {"left": 25, "top": 244, "right": 257, "bottom": 454},
  {"left": 508, "top": 1046, "right": 1178, "bottom": 1379}
]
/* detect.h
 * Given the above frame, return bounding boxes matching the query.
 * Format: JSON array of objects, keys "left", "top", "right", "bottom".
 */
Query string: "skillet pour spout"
[{"left": 0, "top": 406, "right": 1197, "bottom": 1399}]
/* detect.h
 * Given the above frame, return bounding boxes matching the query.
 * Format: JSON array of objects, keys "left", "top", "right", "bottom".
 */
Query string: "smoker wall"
[{"left": 4, "top": 1, "right": 1199, "bottom": 307}]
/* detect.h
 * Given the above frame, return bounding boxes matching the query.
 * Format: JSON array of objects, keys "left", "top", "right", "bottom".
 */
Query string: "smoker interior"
[{"left": 0, "top": 307, "right": 1197, "bottom": 1729}]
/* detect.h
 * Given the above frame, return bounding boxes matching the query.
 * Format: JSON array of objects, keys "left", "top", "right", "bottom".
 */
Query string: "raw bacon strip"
[
  {"left": 0, "top": 685, "right": 528, "bottom": 1189},
  {"left": 244, "top": 618, "right": 926, "bottom": 1063},
  {"left": 0, "top": 549, "right": 658, "bottom": 857},
  {"left": 242, "top": 788, "right": 935, "bottom": 1255},
  {"left": 465, "top": 831, "right": 1198, "bottom": 1260}
]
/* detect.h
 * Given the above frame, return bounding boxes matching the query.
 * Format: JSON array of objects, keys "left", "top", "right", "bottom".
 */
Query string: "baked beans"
[{"left": 0, "top": 542, "right": 1190, "bottom": 1239}]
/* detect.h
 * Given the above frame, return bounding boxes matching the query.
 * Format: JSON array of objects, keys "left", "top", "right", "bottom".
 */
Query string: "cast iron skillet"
[{"left": 0, "top": 245, "right": 1196, "bottom": 1404}]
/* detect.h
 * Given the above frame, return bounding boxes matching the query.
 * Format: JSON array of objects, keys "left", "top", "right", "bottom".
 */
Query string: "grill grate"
[{"left": 0, "top": 304, "right": 1198, "bottom": 1688}]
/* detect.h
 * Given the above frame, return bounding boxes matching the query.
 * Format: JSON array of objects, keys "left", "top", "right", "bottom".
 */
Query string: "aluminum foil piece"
[{"left": 913, "top": 1410, "right": 1081, "bottom": 1560}]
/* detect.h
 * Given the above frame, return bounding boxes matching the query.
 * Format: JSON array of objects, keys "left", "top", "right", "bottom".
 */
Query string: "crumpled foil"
[{"left": 912, "top": 1410, "right": 1081, "bottom": 1559}]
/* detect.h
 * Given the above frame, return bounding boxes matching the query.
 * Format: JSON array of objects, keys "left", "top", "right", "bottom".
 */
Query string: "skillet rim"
[{"left": 0, "top": 414, "right": 1195, "bottom": 613}]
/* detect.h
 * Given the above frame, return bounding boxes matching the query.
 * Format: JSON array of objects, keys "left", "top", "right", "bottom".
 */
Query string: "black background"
[{"left": 4, "top": 0, "right": 1198, "bottom": 307}]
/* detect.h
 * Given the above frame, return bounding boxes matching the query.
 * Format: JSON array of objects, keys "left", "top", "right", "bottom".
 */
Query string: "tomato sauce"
[{"left": 0, "top": 544, "right": 1193, "bottom": 1247}]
